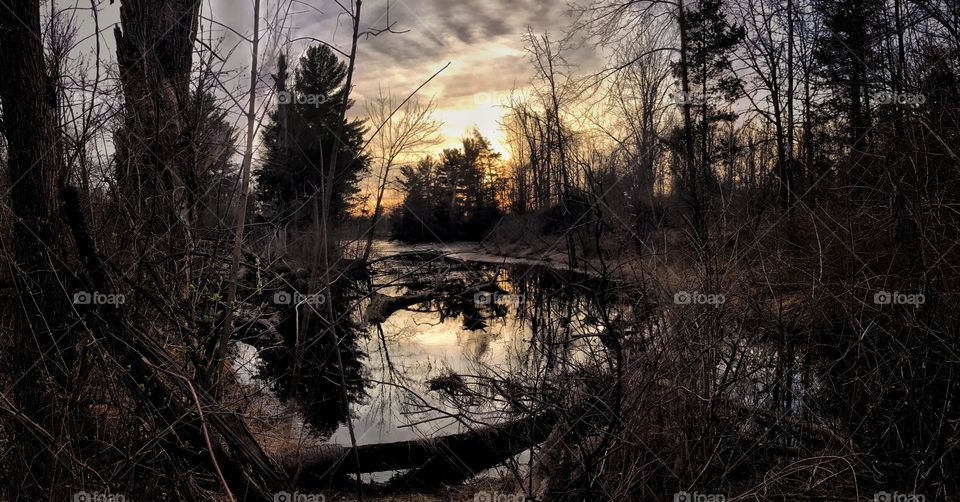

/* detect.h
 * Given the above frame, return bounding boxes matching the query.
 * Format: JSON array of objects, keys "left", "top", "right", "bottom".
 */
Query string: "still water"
[{"left": 234, "top": 241, "right": 620, "bottom": 459}]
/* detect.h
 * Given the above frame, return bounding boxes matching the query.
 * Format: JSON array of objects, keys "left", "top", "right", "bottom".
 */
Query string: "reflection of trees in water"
[
  {"left": 255, "top": 280, "right": 367, "bottom": 435},
  {"left": 249, "top": 255, "right": 623, "bottom": 438},
  {"left": 504, "top": 266, "right": 615, "bottom": 374},
  {"left": 376, "top": 259, "right": 621, "bottom": 423}
]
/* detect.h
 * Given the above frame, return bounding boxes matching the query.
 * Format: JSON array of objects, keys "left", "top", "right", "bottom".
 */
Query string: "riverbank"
[
  {"left": 376, "top": 226, "right": 686, "bottom": 289},
  {"left": 313, "top": 477, "right": 519, "bottom": 501},
  {"left": 377, "top": 239, "right": 589, "bottom": 275}
]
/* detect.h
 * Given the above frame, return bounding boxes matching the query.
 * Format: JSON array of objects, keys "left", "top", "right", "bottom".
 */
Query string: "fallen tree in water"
[
  {"left": 364, "top": 266, "right": 503, "bottom": 324},
  {"left": 280, "top": 410, "right": 561, "bottom": 489}
]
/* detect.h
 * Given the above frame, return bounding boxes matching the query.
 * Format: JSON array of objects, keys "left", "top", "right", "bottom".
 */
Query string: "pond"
[{"left": 233, "top": 240, "right": 627, "bottom": 480}]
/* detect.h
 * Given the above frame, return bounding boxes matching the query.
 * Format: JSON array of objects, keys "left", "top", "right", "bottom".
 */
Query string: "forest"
[{"left": 0, "top": 0, "right": 958, "bottom": 500}]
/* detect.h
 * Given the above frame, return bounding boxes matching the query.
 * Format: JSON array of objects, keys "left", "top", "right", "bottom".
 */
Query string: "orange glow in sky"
[{"left": 432, "top": 93, "right": 513, "bottom": 159}]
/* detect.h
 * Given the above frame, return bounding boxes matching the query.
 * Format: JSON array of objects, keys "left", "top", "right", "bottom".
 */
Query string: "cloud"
[
  {"left": 199, "top": 0, "right": 602, "bottom": 155},
  {"left": 358, "top": 0, "right": 576, "bottom": 64},
  {"left": 351, "top": 0, "right": 599, "bottom": 106}
]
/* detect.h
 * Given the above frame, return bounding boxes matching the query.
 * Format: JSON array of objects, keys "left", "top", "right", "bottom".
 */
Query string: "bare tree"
[
  {"left": 113, "top": 0, "right": 203, "bottom": 293},
  {"left": 360, "top": 91, "right": 440, "bottom": 263},
  {"left": 213, "top": 0, "right": 262, "bottom": 391}
]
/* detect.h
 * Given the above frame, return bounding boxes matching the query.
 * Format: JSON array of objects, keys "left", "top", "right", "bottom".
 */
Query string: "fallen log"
[
  {"left": 282, "top": 410, "right": 560, "bottom": 489},
  {"left": 364, "top": 291, "right": 435, "bottom": 324},
  {"left": 363, "top": 269, "right": 503, "bottom": 325}
]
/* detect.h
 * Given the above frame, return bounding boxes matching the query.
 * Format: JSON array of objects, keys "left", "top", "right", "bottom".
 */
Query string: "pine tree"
[
  {"left": 255, "top": 45, "right": 370, "bottom": 227},
  {"left": 393, "top": 131, "right": 505, "bottom": 241},
  {"left": 682, "top": 0, "right": 744, "bottom": 192},
  {"left": 815, "top": 0, "right": 882, "bottom": 154}
]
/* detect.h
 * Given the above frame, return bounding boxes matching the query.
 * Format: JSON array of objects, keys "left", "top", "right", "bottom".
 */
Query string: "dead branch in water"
[{"left": 281, "top": 410, "right": 561, "bottom": 489}]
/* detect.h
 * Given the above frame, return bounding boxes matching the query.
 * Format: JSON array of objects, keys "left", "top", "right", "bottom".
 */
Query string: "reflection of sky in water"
[
  {"left": 329, "top": 299, "right": 530, "bottom": 446},
  {"left": 233, "top": 241, "right": 611, "bottom": 483}
]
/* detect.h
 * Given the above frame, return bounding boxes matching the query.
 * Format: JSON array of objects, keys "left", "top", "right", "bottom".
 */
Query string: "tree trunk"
[
  {"left": 677, "top": 0, "right": 704, "bottom": 252},
  {"left": 114, "top": 0, "right": 202, "bottom": 293},
  {"left": 0, "top": 0, "right": 73, "bottom": 495},
  {"left": 214, "top": 0, "right": 261, "bottom": 392},
  {"left": 284, "top": 411, "right": 560, "bottom": 489},
  {"left": 786, "top": 0, "right": 796, "bottom": 206}
]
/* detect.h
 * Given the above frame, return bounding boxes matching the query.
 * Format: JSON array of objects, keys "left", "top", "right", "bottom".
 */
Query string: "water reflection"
[
  {"left": 252, "top": 280, "right": 367, "bottom": 436},
  {"left": 239, "top": 244, "right": 620, "bottom": 448},
  {"left": 327, "top": 253, "right": 616, "bottom": 446}
]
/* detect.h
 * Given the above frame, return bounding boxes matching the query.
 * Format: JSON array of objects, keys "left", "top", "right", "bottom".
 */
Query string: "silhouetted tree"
[
  {"left": 256, "top": 45, "right": 370, "bottom": 227},
  {"left": 392, "top": 131, "right": 505, "bottom": 242}
]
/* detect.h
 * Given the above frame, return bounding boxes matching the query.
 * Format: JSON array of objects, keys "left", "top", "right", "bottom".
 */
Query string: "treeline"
[
  {"left": 390, "top": 130, "right": 508, "bottom": 242},
  {"left": 381, "top": 0, "right": 960, "bottom": 265}
]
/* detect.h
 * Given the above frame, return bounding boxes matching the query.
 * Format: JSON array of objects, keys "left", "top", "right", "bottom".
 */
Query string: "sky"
[
  {"left": 348, "top": 0, "right": 570, "bottom": 154},
  {"left": 209, "top": 0, "right": 595, "bottom": 156},
  {"left": 60, "top": 0, "right": 598, "bottom": 181}
]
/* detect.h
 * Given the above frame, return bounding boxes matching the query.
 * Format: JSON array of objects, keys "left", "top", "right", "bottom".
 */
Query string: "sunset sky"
[
  {"left": 212, "top": 0, "right": 599, "bottom": 156},
  {"left": 74, "top": 0, "right": 599, "bottom": 176}
]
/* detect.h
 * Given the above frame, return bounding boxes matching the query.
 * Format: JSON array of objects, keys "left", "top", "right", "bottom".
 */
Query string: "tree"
[
  {"left": 439, "top": 130, "right": 505, "bottom": 238},
  {"left": 572, "top": 0, "right": 735, "bottom": 257},
  {"left": 0, "top": 1, "right": 73, "bottom": 495},
  {"left": 523, "top": 30, "right": 579, "bottom": 208},
  {"left": 607, "top": 17, "right": 674, "bottom": 240},
  {"left": 682, "top": 0, "right": 745, "bottom": 194},
  {"left": 188, "top": 91, "right": 241, "bottom": 233},
  {"left": 255, "top": 45, "right": 370, "bottom": 227},
  {"left": 360, "top": 91, "right": 440, "bottom": 262},
  {"left": 390, "top": 158, "right": 440, "bottom": 241},
  {"left": 815, "top": 0, "right": 882, "bottom": 158},
  {"left": 213, "top": 0, "right": 261, "bottom": 393},
  {"left": 503, "top": 100, "right": 553, "bottom": 212},
  {"left": 735, "top": 0, "right": 797, "bottom": 208},
  {"left": 392, "top": 131, "right": 505, "bottom": 242},
  {"left": 113, "top": 0, "right": 203, "bottom": 291}
]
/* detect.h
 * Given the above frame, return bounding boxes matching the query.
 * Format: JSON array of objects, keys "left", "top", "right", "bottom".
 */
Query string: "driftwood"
[
  {"left": 364, "top": 291, "right": 436, "bottom": 324},
  {"left": 283, "top": 411, "right": 560, "bottom": 489},
  {"left": 363, "top": 269, "right": 503, "bottom": 324}
]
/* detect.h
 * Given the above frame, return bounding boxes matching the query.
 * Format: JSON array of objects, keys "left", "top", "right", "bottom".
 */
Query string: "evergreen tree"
[
  {"left": 255, "top": 46, "right": 370, "bottom": 227},
  {"left": 394, "top": 157, "right": 443, "bottom": 241},
  {"left": 815, "top": 0, "right": 882, "bottom": 154},
  {"left": 680, "top": 0, "right": 744, "bottom": 192},
  {"left": 392, "top": 130, "right": 504, "bottom": 242}
]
